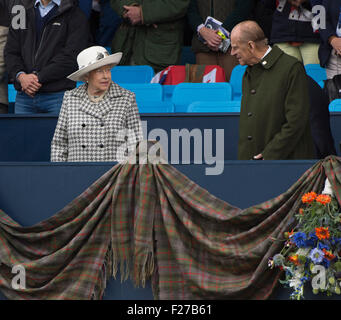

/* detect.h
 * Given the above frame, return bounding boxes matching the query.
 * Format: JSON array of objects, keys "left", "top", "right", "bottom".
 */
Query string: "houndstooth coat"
[{"left": 50, "top": 82, "right": 144, "bottom": 162}]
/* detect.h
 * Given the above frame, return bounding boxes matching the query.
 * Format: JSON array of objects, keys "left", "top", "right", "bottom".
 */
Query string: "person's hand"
[
  {"left": 199, "top": 27, "right": 222, "bottom": 50},
  {"left": 123, "top": 5, "right": 142, "bottom": 25},
  {"left": 288, "top": 0, "right": 307, "bottom": 7},
  {"left": 207, "top": 43, "right": 220, "bottom": 51},
  {"left": 18, "top": 73, "right": 41, "bottom": 97},
  {"left": 253, "top": 153, "right": 264, "bottom": 160},
  {"left": 330, "top": 37, "right": 341, "bottom": 56}
]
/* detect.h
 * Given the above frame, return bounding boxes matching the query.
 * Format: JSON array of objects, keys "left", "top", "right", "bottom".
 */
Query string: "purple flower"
[{"left": 309, "top": 248, "right": 325, "bottom": 264}]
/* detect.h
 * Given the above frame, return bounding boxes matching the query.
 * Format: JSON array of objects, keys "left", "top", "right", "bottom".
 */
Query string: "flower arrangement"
[{"left": 268, "top": 191, "right": 341, "bottom": 299}]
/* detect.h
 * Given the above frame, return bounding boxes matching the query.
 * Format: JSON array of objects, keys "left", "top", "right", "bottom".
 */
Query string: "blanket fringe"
[
  {"left": 111, "top": 243, "right": 154, "bottom": 288},
  {"left": 91, "top": 244, "right": 114, "bottom": 300},
  {"left": 133, "top": 251, "right": 154, "bottom": 288}
]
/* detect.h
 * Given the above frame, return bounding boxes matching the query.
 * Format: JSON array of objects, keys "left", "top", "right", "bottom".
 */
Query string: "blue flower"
[
  {"left": 307, "top": 232, "right": 318, "bottom": 246},
  {"left": 330, "top": 237, "right": 341, "bottom": 246},
  {"left": 292, "top": 232, "right": 308, "bottom": 248},
  {"left": 309, "top": 248, "right": 325, "bottom": 264},
  {"left": 322, "top": 258, "right": 331, "bottom": 269},
  {"left": 318, "top": 242, "right": 330, "bottom": 251}
]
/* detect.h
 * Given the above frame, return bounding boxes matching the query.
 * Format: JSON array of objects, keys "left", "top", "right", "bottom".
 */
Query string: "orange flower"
[
  {"left": 323, "top": 249, "right": 335, "bottom": 261},
  {"left": 315, "top": 227, "right": 330, "bottom": 240},
  {"left": 288, "top": 254, "right": 300, "bottom": 266},
  {"left": 285, "top": 229, "right": 294, "bottom": 239},
  {"left": 302, "top": 192, "right": 317, "bottom": 204},
  {"left": 299, "top": 208, "right": 304, "bottom": 215},
  {"left": 316, "top": 194, "right": 332, "bottom": 206}
]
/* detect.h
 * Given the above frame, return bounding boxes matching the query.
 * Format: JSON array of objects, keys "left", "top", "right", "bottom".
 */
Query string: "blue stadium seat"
[
  {"left": 187, "top": 100, "right": 240, "bottom": 113},
  {"left": 230, "top": 65, "right": 247, "bottom": 100},
  {"left": 318, "top": 81, "right": 324, "bottom": 88},
  {"left": 111, "top": 65, "right": 155, "bottom": 84},
  {"left": 305, "top": 64, "right": 327, "bottom": 84},
  {"left": 162, "top": 85, "right": 175, "bottom": 101},
  {"left": 329, "top": 99, "right": 341, "bottom": 112},
  {"left": 8, "top": 84, "right": 17, "bottom": 103},
  {"left": 120, "top": 83, "right": 174, "bottom": 113},
  {"left": 138, "top": 101, "right": 175, "bottom": 113},
  {"left": 120, "top": 83, "right": 163, "bottom": 103},
  {"left": 171, "top": 82, "right": 233, "bottom": 113}
]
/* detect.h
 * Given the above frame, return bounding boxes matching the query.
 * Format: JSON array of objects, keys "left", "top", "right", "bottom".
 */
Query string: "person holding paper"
[{"left": 187, "top": 0, "right": 254, "bottom": 81}]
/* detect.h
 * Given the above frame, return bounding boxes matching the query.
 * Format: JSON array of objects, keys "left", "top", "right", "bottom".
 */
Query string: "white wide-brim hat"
[{"left": 67, "top": 46, "right": 122, "bottom": 82}]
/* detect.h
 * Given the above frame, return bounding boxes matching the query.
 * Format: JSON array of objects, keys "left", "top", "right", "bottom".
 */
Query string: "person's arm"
[
  {"left": 318, "top": 0, "right": 336, "bottom": 44},
  {"left": 141, "top": 0, "right": 190, "bottom": 25},
  {"left": 110, "top": 0, "right": 136, "bottom": 16},
  {"left": 222, "top": 0, "right": 254, "bottom": 32},
  {"left": 126, "top": 93, "right": 143, "bottom": 152},
  {"left": 50, "top": 92, "right": 69, "bottom": 162},
  {"left": 4, "top": 22, "right": 26, "bottom": 85},
  {"left": 262, "top": 63, "right": 311, "bottom": 159},
  {"left": 187, "top": 0, "right": 204, "bottom": 33},
  {"left": 37, "top": 9, "right": 90, "bottom": 84}
]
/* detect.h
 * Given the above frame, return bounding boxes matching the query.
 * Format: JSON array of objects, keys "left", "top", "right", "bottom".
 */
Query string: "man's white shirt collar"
[{"left": 261, "top": 46, "right": 272, "bottom": 60}]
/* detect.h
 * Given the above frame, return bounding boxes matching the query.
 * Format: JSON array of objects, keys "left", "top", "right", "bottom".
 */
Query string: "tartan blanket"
[{"left": 0, "top": 142, "right": 340, "bottom": 300}]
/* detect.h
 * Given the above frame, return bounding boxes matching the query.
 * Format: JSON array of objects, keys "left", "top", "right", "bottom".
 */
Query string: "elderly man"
[
  {"left": 4, "top": 0, "right": 90, "bottom": 114},
  {"left": 230, "top": 20, "right": 315, "bottom": 160}
]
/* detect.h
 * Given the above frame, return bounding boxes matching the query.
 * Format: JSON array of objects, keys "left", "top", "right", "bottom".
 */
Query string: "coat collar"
[
  {"left": 246, "top": 46, "right": 284, "bottom": 74},
  {"left": 71, "top": 82, "right": 124, "bottom": 119},
  {"left": 258, "top": 45, "right": 283, "bottom": 70}
]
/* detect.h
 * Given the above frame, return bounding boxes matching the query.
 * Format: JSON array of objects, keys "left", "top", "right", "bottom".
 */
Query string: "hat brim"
[{"left": 67, "top": 52, "right": 122, "bottom": 82}]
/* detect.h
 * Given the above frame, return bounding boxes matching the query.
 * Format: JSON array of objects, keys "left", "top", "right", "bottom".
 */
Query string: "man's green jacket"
[
  {"left": 111, "top": 0, "right": 190, "bottom": 73},
  {"left": 238, "top": 46, "right": 315, "bottom": 160}
]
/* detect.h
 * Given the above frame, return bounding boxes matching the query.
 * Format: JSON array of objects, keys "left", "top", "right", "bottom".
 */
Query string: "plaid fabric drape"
[{"left": 0, "top": 142, "right": 340, "bottom": 300}]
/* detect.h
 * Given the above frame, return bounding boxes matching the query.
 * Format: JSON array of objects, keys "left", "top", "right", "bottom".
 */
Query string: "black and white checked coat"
[{"left": 50, "top": 82, "right": 144, "bottom": 162}]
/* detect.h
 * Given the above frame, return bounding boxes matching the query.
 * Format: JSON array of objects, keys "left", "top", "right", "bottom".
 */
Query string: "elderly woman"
[{"left": 51, "top": 46, "right": 143, "bottom": 162}]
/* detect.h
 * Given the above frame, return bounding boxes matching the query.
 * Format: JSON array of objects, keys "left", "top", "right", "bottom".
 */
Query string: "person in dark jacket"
[
  {"left": 0, "top": 0, "right": 10, "bottom": 113},
  {"left": 187, "top": 0, "right": 254, "bottom": 81},
  {"left": 4, "top": 0, "right": 90, "bottom": 114},
  {"left": 263, "top": 0, "right": 320, "bottom": 65},
  {"left": 307, "top": 75, "right": 337, "bottom": 158},
  {"left": 318, "top": 0, "right": 341, "bottom": 79},
  {"left": 231, "top": 20, "right": 315, "bottom": 160}
]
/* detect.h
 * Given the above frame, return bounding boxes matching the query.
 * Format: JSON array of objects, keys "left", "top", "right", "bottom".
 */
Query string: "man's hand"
[
  {"left": 253, "top": 153, "right": 264, "bottom": 160},
  {"left": 18, "top": 73, "right": 41, "bottom": 97},
  {"left": 330, "top": 37, "right": 341, "bottom": 56},
  {"left": 199, "top": 27, "right": 222, "bottom": 50},
  {"left": 288, "top": 0, "right": 307, "bottom": 7},
  {"left": 123, "top": 5, "right": 142, "bottom": 25}
]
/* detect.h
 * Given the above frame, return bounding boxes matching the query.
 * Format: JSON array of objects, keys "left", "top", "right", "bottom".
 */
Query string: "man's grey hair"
[{"left": 233, "top": 20, "right": 268, "bottom": 48}]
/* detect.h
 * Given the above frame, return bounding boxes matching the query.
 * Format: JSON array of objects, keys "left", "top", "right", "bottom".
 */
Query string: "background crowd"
[{"left": 1, "top": 0, "right": 339, "bottom": 111}]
